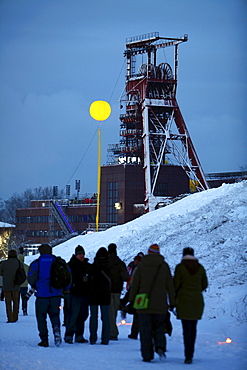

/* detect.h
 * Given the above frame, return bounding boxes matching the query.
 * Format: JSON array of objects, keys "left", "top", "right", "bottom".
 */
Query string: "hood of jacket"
[
  {"left": 141, "top": 253, "right": 164, "bottom": 268},
  {"left": 182, "top": 255, "right": 200, "bottom": 275}
]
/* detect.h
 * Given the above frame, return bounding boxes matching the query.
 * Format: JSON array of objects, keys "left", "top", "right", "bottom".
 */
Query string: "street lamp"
[{"left": 89, "top": 100, "right": 111, "bottom": 231}]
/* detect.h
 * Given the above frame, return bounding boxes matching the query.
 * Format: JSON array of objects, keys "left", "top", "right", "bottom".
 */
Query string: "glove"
[{"left": 169, "top": 305, "right": 176, "bottom": 311}]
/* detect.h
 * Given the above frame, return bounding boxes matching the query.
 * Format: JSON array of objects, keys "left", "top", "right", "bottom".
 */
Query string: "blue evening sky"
[{"left": 0, "top": 0, "right": 246, "bottom": 200}]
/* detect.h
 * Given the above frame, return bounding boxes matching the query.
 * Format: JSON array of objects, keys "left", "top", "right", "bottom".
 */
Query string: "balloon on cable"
[{"left": 89, "top": 100, "right": 111, "bottom": 121}]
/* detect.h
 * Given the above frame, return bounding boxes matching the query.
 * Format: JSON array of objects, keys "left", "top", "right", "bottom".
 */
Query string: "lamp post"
[{"left": 89, "top": 100, "right": 111, "bottom": 231}]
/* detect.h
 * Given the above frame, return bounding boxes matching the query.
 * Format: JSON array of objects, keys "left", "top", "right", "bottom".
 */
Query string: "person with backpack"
[
  {"left": 27, "top": 244, "right": 70, "bottom": 348},
  {"left": 17, "top": 254, "right": 29, "bottom": 315},
  {"left": 64, "top": 245, "right": 91, "bottom": 344}
]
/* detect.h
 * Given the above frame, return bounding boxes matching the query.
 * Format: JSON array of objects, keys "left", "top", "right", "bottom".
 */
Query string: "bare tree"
[{"left": 0, "top": 186, "right": 65, "bottom": 224}]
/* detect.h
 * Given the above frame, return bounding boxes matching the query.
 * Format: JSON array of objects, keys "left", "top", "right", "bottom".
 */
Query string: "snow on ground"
[
  {"left": 0, "top": 181, "right": 247, "bottom": 369},
  {"left": 0, "top": 222, "right": 15, "bottom": 228}
]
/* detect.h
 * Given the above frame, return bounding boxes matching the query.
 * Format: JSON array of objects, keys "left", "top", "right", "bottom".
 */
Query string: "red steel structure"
[{"left": 108, "top": 32, "right": 208, "bottom": 212}]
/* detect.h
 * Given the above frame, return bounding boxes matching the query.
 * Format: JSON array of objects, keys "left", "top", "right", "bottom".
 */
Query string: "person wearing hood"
[
  {"left": 0, "top": 249, "right": 24, "bottom": 323},
  {"left": 174, "top": 247, "right": 208, "bottom": 364},
  {"left": 88, "top": 247, "right": 111, "bottom": 345},
  {"left": 64, "top": 245, "right": 91, "bottom": 344},
  {"left": 17, "top": 254, "right": 29, "bottom": 315},
  {"left": 107, "top": 243, "right": 129, "bottom": 341},
  {"left": 129, "top": 244, "right": 175, "bottom": 363}
]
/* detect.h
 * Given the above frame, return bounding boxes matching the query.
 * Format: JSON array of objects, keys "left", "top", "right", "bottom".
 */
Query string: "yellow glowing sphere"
[{"left": 89, "top": 100, "right": 111, "bottom": 121}]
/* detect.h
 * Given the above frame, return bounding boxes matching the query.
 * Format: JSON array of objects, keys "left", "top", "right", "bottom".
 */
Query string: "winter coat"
[
  {"left": 88, "top": 256, "right": 111, "bottom": 306},
  {"left": 27, "top": 254, "right": 63, "bottom": 298},
  {"left": 18, "top": 254, "right": 29, "bottom": 288},
  {"left": 108, "top": 254, "right": 129, "bottom": 293},
  {"left": 0, "top": 256, "right": 23, "bottom": 292},
  {"left": 173, "top": 255, "right": 208, "bottom": 320},
  {"left": 129, "top": 253, "right": 176, "bottom": 314},
  {"left": 68, "top": 255, "right": 90, "bottom": 296}
]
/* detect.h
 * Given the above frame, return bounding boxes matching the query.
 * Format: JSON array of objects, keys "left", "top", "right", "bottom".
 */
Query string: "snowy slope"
[
  {"left": 1, "top": 181, "right": 246, "bottom": 369},
  {"left": 26, "top": 181, "right": 247, "bottom": 323}
]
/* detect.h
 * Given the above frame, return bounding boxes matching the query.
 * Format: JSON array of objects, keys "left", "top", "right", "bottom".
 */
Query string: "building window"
[
  {"left": 154, "top": 182, "right": 168, "bottom": 196},
  {"left": 107, "top": 182, "right": 118, "bottom": 222}
]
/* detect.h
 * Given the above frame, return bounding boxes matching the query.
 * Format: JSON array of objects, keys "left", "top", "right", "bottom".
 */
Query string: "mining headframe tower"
[{"left": 104, "top": 32, "right": 208, "bottom": 218}]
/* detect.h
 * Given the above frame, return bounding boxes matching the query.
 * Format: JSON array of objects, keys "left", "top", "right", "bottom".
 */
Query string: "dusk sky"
[{"left": 0, "top": 0, "right": 246, "bottom": 201}]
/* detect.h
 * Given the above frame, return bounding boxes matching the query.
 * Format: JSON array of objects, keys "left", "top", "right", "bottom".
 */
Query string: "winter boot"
[
  {"left": 54, "top": 327, "right": 62, "bottom": 347},
  {"left": 157, "top": 348, "right": 166, "bottom": 361}
]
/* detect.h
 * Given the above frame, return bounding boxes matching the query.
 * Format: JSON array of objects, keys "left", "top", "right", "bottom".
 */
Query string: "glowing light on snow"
[
  {"left": 117, "top": 320, "right": 132, "bottom": 326},
  {"left": 217, "top": 337, "right": 233, "bottom": 345}
]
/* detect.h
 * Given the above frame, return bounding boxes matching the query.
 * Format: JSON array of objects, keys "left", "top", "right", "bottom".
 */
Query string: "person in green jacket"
[
  {"left": 129, "top": 243, "right": 176, "bottom": 362},
  {"left": 174, "top": 247, "right": 208, "bottom": 364},
  {"left": 17, "top": 254, "right": 29, "bottom": 315}
]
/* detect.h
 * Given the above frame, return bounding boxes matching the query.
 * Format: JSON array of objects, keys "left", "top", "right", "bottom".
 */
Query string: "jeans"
[
  {"left": 181, "top": 319, "right": 198, "bottom": 360},
  {"left": 109, "top": 292, "right": 120, "bottom": 338},
  {"left": 65, "top": 295, "right": 89, "bottom": 341},
  {"left": 139, "top": 313, "right": 166, "bottom": 361},
  {"left": 35, "top": 296, "right": 61, "bottom": 342},
  {"left": 130, "top": 312, "right": 139, "bottom": 338},
  {"left": 20, "top": 287, "right": 28, "bottom": 311},
  {"left": 89, "top": 305, "right": 110, "bottom": 344}
]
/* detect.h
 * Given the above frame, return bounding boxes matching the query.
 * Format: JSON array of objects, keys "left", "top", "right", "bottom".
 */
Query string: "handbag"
[
  {"left": 14, "top": 260, "right": 26, "bottom": 286},
  {"left": 133, "top": 264, "right": 162, "bottom": 310},
  {"left": 133, "top": 293, "right": 149, "bottom": 309}
]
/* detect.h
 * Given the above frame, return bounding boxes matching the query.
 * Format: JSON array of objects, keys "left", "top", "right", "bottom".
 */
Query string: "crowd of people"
[{"left": 0, "top": 242, "right": 208, "bottom": 365}]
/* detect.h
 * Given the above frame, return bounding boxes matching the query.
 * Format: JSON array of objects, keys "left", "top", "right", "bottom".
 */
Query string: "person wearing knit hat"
[
  {"left": 0, "top": 249, "right": 23, "bottom": 323},
  {"left": 64, "top": 244, "right": 91, "bottom": 344},
  {"left": 75, "top": 245, "right": 85, "bottom": 256},
  {"left": 174, "top": 249, "right": 208, "bottom": 364},
  {"left": 148, "top": 244, "right": 160, "bottom": 254},
  {"left": 129, "top": 245, "right": 175, "bottom": 363}
]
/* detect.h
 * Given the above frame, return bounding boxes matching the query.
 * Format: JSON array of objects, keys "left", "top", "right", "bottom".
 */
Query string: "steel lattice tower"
[{"left": 108, "top": 32, "right": 208, "bottom": 212}]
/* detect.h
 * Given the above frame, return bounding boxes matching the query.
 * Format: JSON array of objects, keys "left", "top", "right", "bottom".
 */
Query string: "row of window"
[
  {"left": 107, "top": 182, "right": 118, "bottom": 223},
  {"left": 16, "top": 216, "right": 49, "bottom": 223},
  {"left": 69, "top": 214, "right": 96, "bottom": 223},
  {"left": 154, "top": 182, "right": 168, "bottom": 196},
  {"left": 16, "top": 214, "right": 96, "bottom": 224},
  {"left": 21, "top": 230, "right": 64, "bottom": 238}
]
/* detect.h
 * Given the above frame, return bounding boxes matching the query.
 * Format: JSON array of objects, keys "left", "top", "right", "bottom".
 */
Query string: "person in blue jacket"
[{"left": 27, "top": 244, "right": 64, "bottom": 348}]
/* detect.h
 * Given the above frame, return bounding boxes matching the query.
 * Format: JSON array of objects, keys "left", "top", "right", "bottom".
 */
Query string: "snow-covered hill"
[{"left": 26, "top": 181, "right": 247, "bottom": 323}]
